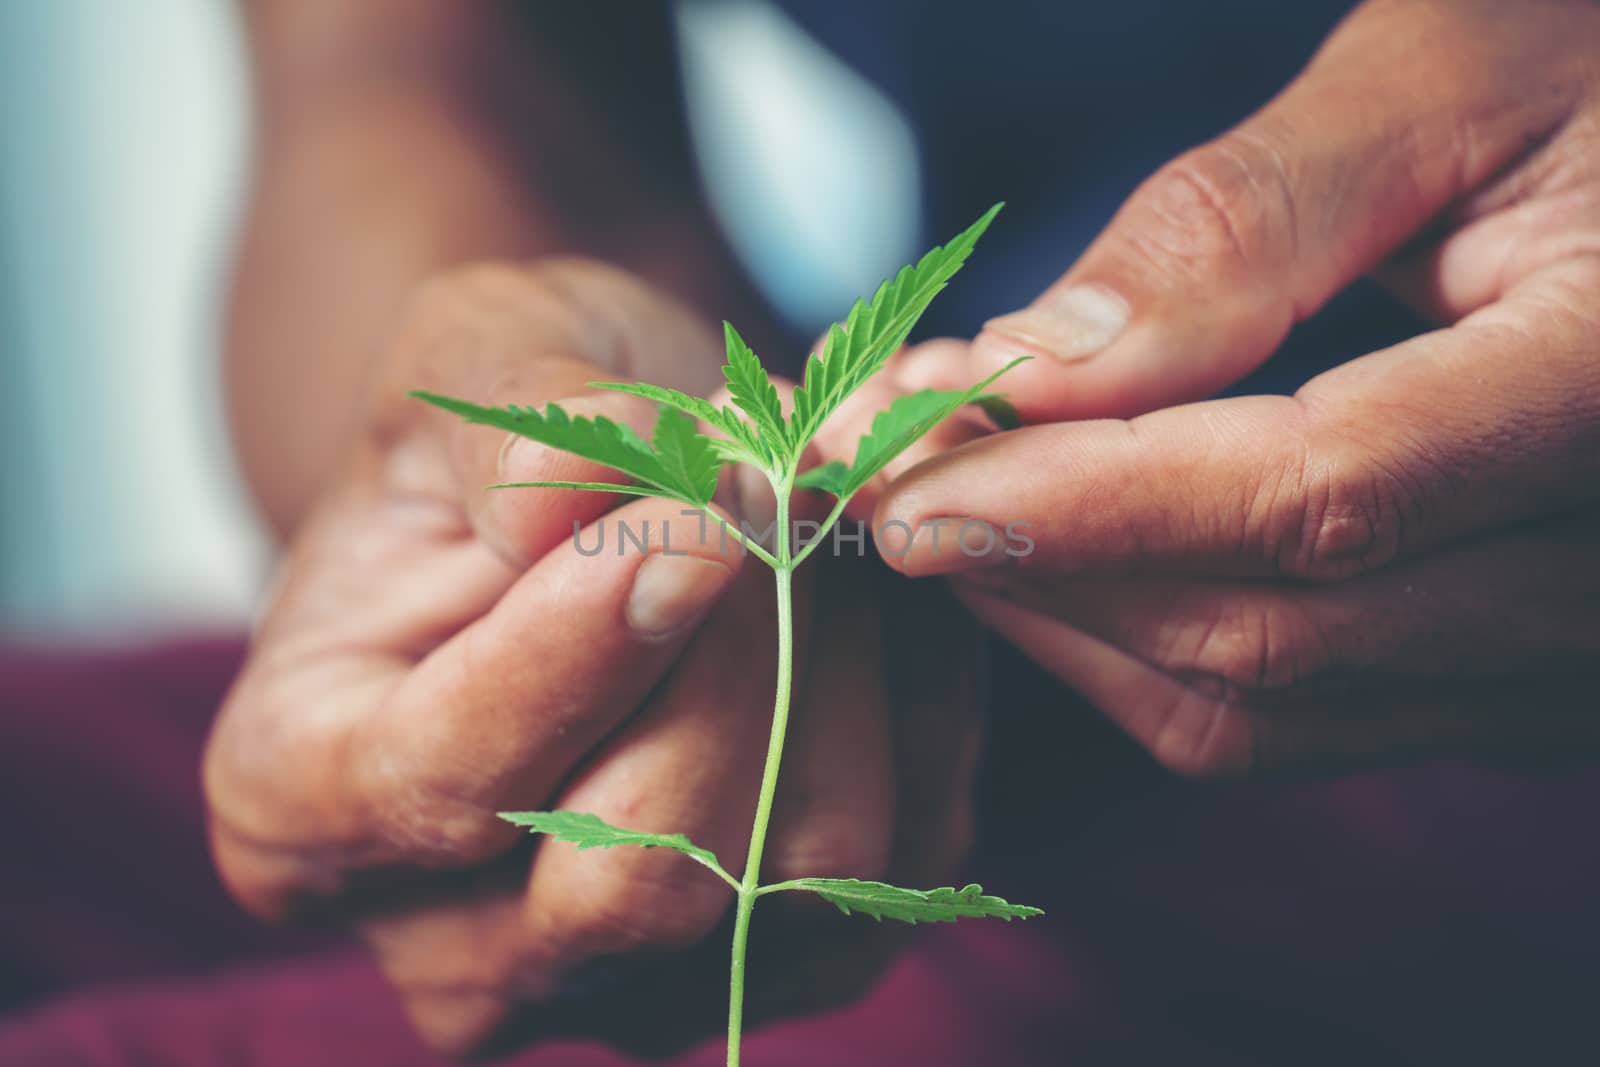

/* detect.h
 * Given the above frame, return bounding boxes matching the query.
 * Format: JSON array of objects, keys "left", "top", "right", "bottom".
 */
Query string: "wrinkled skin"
[
  {"left": 862, "top": 0, "right": 1600, "bottom": 775},
  {"left": 212, "top": 0, "right": 1600, "bottom": 1056},
  {"left": 204, "top": 262, "right": 984, "bottom": 1055}
]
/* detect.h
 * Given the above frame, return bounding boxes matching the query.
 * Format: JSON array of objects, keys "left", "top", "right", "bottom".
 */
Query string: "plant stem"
[
  {"left": 726, "top": 484, "right": 795, "bottom": 1067},
  {"left": 788, "top": 495, "right": 849, "bottom": 569},
  {"left": 700, "top": 507, "right": 781, "bottom": 570}
]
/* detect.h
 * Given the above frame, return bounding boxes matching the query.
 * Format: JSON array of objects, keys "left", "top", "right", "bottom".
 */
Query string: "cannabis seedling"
[{"left": 414, "top": 204, "right": 1040, "bottom": 1065}]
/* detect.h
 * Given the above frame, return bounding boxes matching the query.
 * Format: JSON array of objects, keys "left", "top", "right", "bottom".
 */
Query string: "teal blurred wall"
[
  {"left": 0, "top": 0, "right": 266, "bottom": 636},
  {"left": 0, "top": 0, "right": 913, "bottom": 638}
]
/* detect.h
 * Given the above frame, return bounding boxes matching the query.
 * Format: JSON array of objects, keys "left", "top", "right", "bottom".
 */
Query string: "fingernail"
[
  {"left": 626, "top": 554, "right": 733, "bottom": 636},
  {"left": 980, "top": 285, "right": 1128, "bottom": 364}
]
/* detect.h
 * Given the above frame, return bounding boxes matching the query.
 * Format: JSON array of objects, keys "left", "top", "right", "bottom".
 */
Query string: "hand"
[
  {"left": 203, "top": 261, "right": 983, "bottom": 1054},
  {"left": 867, "top": 0, "right": 1600, "bottom": 775}
]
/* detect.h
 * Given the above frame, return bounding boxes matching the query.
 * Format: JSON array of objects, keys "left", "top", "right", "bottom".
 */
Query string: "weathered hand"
[
  {"left": 203, "top": 261, "right": 981, "bottom": 1054},
  {"left": 869, "top": 0, "right": 1600, "bottom": 774}
]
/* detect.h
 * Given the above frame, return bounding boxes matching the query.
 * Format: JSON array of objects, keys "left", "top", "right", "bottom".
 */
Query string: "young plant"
[{"left": 413, "top": 204, "right": 1040, "bottom": 1065}]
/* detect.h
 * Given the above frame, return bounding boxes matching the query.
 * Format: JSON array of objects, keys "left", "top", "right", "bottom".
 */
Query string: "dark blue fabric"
[{"left": 768, "top": 0, "right": 1428, "bottom": 392}]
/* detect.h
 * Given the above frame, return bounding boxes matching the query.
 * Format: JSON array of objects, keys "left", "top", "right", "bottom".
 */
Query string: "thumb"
[
  {"left": 391, "top": 261, "right": 719, "bottom": 568},
  {"left": 914, "top": 2, "right": 1575, "bottom": 421}
]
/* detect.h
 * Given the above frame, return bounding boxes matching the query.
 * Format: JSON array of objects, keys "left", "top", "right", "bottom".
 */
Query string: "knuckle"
[
  {"left": 206, "top": 826, "right": 299, "bottom": 923},
  {"left": 1143, "top": 678, "right": 1258, "bottom": 780},
  {"left": 394, "top": 258, "right": 629, "bottom": 386},
  {"left": 767, "top": 814, "right": 891, "bottom": 883},
  {"left": 1126, "top": 131, "right": 1294, "bottom": 280},
  {"left": 400, "top": 990, "right": 509, "bottom": 1059},
  {"left": 559, "top": 857, "right": 732, "bottom": 957},
  {"left": 403, "top": 261, "right": 551, "bottom": 335},
  {"left": 1293, "top": 452, "right": 1412, "bottom": 580},
  {"left": 386, "top": 799, "right": 518, "bottom": 868},
  {"left": 364, "top": 906, "right": 527, "bottom": 1056},
  {"left": 358, "top": 753, "right": 519, "bottom": 869},
  {"left": 1242, "top": 431, "right": 1411, "bottom": 581},
  {"left": 204, "top": 675, "right": 521, "bottom": 917},
  {"left": 1179, "top": 596, "right": 1326, "bottom": 692},
  {"left": 201, "top": 689, "right": 351, "bottom": 918}
]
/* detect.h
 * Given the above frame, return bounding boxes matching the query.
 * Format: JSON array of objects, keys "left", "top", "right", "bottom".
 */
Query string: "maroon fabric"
[{"left": 1, "top": 638, "right": 1597, "bottom": 1066}]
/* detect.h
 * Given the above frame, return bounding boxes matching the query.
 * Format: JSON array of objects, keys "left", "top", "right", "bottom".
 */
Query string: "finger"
[
  {"left": 796, "top": 345, "right": 989, "bottom": 520},
  {"left": 510, "top": 539, "right": 824, "bottom": 990},
  {"left": 372, "top": 499, "right": 750, "bottom": 852},
  {"left": 912, "top": 2, "right": 1587, "bottom": 421},
  {"left": 954, "top": 587, "right": 1256, "bottom": 778},
  {"left": 367, "top": 892, "right": 805, "bottom": 1058},
  {"left": 955, "top": 506, "right": 1600, "bottom": 775},
  {"left": 456, "top": 380, "right": 660, "bottom": 571},
  {"left": 361, "top": 576, "right": 931, "bottom": 1055},
  {"left": 358, "top": 884, "right": 529, "bottom": 1056},
  {"left": 393, "top": 264, "right": 719, "bottom": 569},
  {"left": 209, "top": 499, "right": 744, "bottom": 916},
  {"left": 879, "top": 260, "right": 1600, "bottom": 583},
  {"left": 506, "top": 560, "right": 900, "bottom": 1041},
  {"left": 763, "top": 558, "right": 895, "bottom": 885},
  {"left": 961, "top": 582, "right": 1600, "bottom": 777},
  {"left": 362, "top": 882, "right": 736, "bottom": 1058},
  {"left": 961, "top": 504, "right": 1600, "bottom": 686},
  {"left": 754, "top": 570, "right": 983, "bottom": 1026}
]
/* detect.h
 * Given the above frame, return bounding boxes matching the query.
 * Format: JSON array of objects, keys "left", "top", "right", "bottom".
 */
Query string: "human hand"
[
  {"left": 203, "top": 261, "right": 982, "bottom": 1054},
  {"left": 866, "top": 0, "right": 1600, "bottom": 774}
]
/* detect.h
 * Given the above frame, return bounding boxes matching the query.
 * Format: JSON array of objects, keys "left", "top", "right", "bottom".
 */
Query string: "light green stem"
[
  {"left": 788, "top": 495, "right": 849, "bottom": 569},
  {"left": 726, "top": 485, "right": 795, "bottom": 1067},
  {"left": 702, "top": 507, "right": 782, "bottom": 570}
]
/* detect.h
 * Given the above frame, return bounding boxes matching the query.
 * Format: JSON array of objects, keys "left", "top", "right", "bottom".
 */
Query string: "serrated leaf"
[
  {"left": 769, "top": 878, "right": 1043, "bottom": 924},
  {"left": 831, "top": 357, "right": 1026, "bottom": 499},
  {"left": 500, "top": 810, "right": 728, "bottom": 878},
  {"left": 787, "top": 203, "right": 1002, "bottom": 453},
  {"left": 651, "top": 406, "right": 722, "bottom": 506},
  {"left": 709, "top": 432, "right": 767, "bottom": 468},
  {"left": 489, "top": 480, "right": 679, "bottom": 498},
  {"left": 587, "top": 380, "right": 725, "bottom": 428},
  {"left": 410, "top": 390, "right": 722, "bottom": 505},
  {"left": 593, "top": 378, "right": 773, "bottom": 470},
  {"left": 721, "top": 322, "right": 787, "bottom": 451}
]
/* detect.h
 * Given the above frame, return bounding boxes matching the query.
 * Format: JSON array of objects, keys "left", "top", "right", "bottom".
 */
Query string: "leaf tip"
[{"left": 408, "top": 388, "right": 453, "bottom": 408}]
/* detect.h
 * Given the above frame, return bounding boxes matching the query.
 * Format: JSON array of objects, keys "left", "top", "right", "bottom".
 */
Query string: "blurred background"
[
  {"left": 0, "top": 0, "right": 265, "bottom": 636},
  {"left": 0, "top": 0, "right": 922, "bottom": 639}
]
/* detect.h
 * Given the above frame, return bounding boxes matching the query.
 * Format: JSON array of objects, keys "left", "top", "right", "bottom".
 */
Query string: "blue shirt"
[{"left": 771, "top": 0, "right": 1425, "bottom": 392}]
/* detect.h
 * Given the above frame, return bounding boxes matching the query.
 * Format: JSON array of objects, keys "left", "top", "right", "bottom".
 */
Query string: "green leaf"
[
  {"left": 489, "top": 480, "right": 676, "bottom": 497},
  {"left": 721, "top": 322, "right": 787, "bottom": 453},
  {"left": 500, "top": 810, "right": 732, "bottom": 883},
  {"left": 766, "top": 878, "right": 1043, "bottom": 924},
  {"left": 651, "top": 406, "right": 722, "bottom": 506},
  {"left": 787, "top": 203, "right": 1002, "bottom": 453},
  {"left": 829, "top": 358, "right": 1026, "bottom": 499},
  {"left": 972, "top": 392, "right": 1022, "bottom": 431},
  {"left": 587, "top": 380, "right": 725, "bottom": 428},
  {"left": 793, "top": 460, "right": 849, "bottom": 495},
  {"left": 592, "top": 378, "right": 773, "bottom": 471},
  {"left": 409, "top": 390, "right": 722, "bottom": 505}
]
